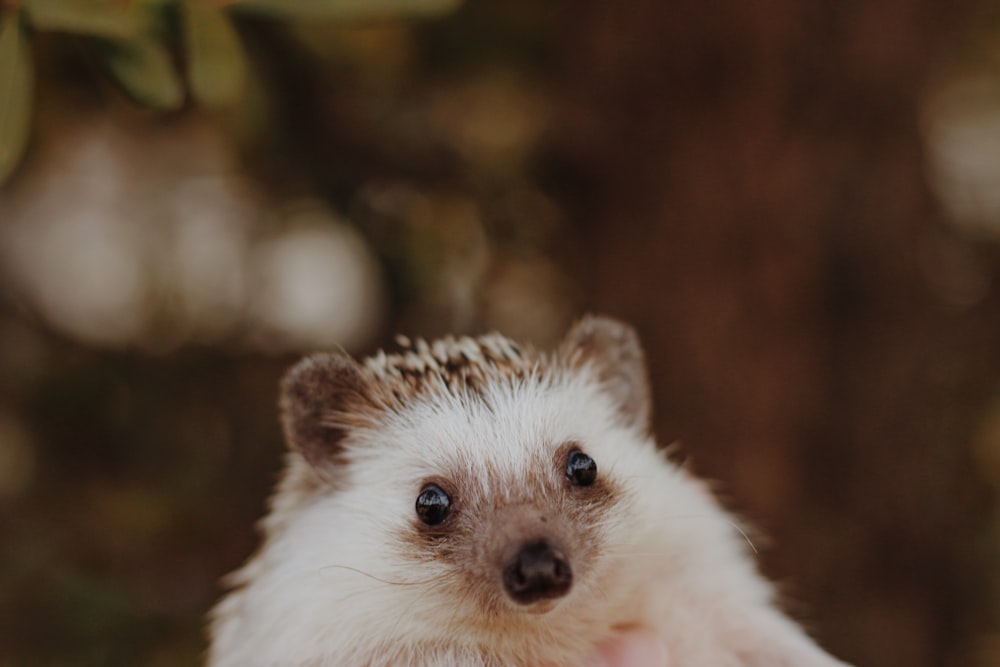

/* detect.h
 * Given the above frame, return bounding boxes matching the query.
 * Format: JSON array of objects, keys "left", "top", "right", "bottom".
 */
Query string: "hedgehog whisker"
[{"left": 318, "top": 564, "right": 436, "bottom": 586}]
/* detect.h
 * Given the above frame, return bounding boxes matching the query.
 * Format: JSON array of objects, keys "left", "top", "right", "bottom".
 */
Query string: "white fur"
[{"left": 208, "top": 359, "right": 850, "bottom": 666}]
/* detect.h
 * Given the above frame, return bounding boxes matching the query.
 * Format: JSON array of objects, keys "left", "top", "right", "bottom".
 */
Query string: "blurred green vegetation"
[{"left": 0, "top": 0, "right": 462, "bottom": 182}]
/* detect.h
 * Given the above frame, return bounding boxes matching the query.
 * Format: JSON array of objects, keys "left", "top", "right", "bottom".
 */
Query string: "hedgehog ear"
[
  {"left": 280, "top": 353, "right": 372, "bottom": 471},
  {"left": 559, "top": 315, "right": 652, "bottom": 432}
]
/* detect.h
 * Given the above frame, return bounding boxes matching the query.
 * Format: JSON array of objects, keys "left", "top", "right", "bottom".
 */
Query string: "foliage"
[
  {"left": 0, "top": 11, "right": 33, "bottom": 183},
  {"left": 0, "top": 0, "right": 461, "bottom": 185}
]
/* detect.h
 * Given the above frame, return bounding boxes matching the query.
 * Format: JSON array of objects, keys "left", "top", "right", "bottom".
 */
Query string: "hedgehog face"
[
  {"left": 275, "top": 316, "right": 654, "bottom": 650},
  {"left": 348, "top": 358, "right": 638, "bottom": 627}
]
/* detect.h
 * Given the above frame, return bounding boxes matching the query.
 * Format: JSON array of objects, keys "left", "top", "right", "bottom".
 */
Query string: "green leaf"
[
  {"left": 100, "top": 37, "right": 184, "bottom": 111},
  {"left": 183, "top": 3, "right": 246, "bottom": 109},
  {"left": 233, "top": 0, "right": 462, "bottom": 20},
  {"left": 0, "top": 11, "right": 34, "bottom": 185},
  {"left": 23, "top": 0, "right": 157, "bottom": 39}
]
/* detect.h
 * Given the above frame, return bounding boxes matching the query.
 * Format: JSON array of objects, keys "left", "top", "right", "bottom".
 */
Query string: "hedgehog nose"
[{"left": 503, "top": 540, "right": 573, "bottom": 605}]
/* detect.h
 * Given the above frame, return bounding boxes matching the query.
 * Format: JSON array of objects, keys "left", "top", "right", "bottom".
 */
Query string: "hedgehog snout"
[{"left": 502, "top": 540, "right": 573, "bottom": 605}]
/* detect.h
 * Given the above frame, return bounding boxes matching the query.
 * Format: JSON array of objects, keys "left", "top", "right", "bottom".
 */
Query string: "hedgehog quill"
[{"left": 208, "top": 316, "right": 851, "bottom": 667}]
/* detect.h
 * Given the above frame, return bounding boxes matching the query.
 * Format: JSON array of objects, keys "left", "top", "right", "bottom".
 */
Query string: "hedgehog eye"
[
  {"left": 566, "top": 450, "right": 597, "bottom": 486},
  {"left": 415, "top": 484, "right": 451, "bottom": 525}
]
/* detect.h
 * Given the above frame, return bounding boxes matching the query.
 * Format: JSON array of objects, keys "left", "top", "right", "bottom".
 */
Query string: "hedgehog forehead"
[
  {"left": 370, "top": 369, "right": 590, "bottom": 495},
  {"left": 350, "top": 332, "right": 623, "bottom": 492},
  {"left": 395, "top": 375, "right": 550, "bottom": 459}
]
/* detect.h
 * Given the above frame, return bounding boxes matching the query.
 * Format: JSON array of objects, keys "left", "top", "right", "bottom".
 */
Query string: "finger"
[{"left": 589, "top": 628, "right": 668, "bottom": 667}]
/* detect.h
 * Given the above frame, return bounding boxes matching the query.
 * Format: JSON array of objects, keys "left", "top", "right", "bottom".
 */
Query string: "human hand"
[{"left": 589, "top": 628, "right": 668, "bottom": 667}]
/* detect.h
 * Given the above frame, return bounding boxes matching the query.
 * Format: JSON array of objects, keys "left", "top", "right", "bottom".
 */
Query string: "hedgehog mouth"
[{"left": 519, "top": 598, "right": 562, "bottom": 615}]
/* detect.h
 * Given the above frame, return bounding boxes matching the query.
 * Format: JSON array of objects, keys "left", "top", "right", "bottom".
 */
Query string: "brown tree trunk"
[{"left": 551, "top": 2, "right": 996, "bottom": 665}]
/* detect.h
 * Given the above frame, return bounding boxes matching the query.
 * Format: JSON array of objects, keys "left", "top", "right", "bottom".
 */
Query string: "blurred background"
[{"left": 1, "top": 1, "right": 1000, "bottom": 665}]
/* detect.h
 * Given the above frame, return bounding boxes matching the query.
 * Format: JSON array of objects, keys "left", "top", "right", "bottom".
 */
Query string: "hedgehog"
[{"left": 207, "top": 315, "right": 851, "bottom": 667}]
